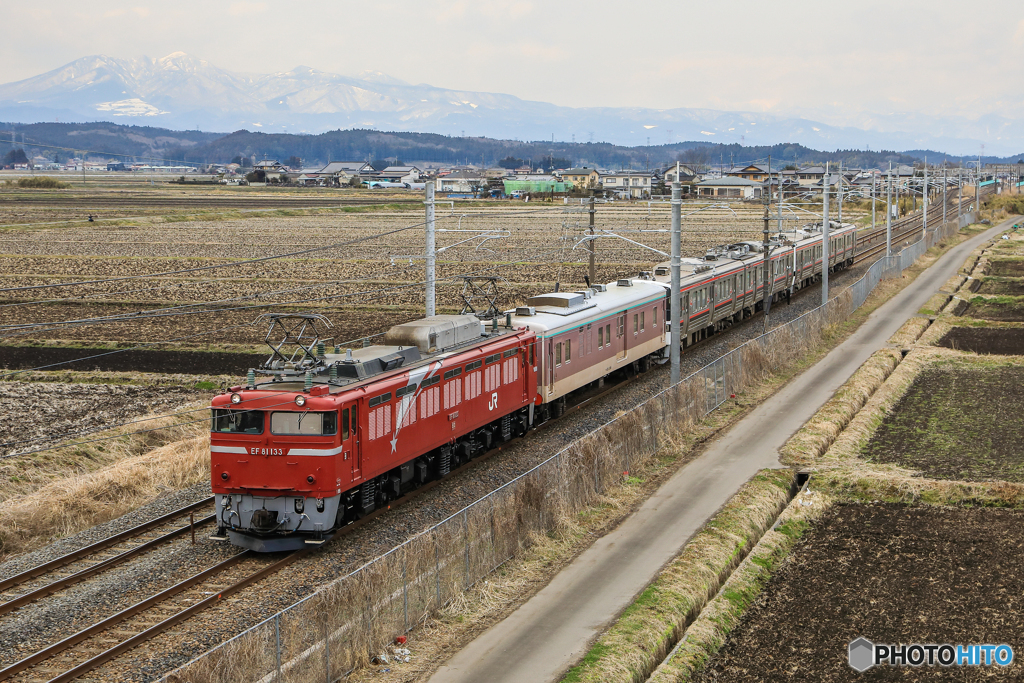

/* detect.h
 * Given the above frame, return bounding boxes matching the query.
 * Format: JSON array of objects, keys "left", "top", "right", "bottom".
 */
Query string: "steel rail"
[
  {"left": 0, "top": 514, "right": 216, "bottom": 617},
  {"left": 44, "top": 550, "right": 308, "bottom": 683},
  {"left": 0, "top": 551, "right": 255, "bottom": 681},
  {"left": 0, "top": 496, "right": 214, "bottom": 594}
]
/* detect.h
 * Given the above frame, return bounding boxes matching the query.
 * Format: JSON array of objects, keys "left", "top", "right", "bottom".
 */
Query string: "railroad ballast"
[{"left": 210, "top": 220, "right": 857, "bottom": 551}]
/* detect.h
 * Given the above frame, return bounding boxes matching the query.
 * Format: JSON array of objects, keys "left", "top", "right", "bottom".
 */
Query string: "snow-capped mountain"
[{"left": 0, "top": 52, "right": 1018, "bottom": 156}]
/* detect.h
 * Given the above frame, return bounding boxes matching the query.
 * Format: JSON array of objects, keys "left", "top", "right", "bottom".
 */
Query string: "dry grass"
[
  {"left": 0, "top": 424, "right": 208, "bottom": 560},
  {"left": 779, "top": 348, "right": 902, "bottom": 470},
  {"left": 647, "top": 486, "right": 832, "bottom": 682},
  {"left": 0, "top": 402, "right": 207, "bottom": 503},
  {"left": 562, "top": 470, "right": 794, "bottom": 683},
  {"left": 886, "top": 316, "right": 931, "bottom": 348}
]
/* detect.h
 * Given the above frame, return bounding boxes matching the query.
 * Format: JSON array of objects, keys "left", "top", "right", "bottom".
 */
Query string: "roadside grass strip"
[
  {"left": 560, "top": 469, "right": 795, "bottom": 683},
  {"left": 645, "top": 486, "right": 829, "bottom": 682}
]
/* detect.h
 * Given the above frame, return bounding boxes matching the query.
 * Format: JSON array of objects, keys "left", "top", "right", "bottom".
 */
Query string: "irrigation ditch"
[{"left": 157, "top": 212, "right": 980, "bottom": 682}]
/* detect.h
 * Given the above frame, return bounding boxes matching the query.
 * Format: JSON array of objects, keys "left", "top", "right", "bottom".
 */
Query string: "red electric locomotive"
[{"left": 210, "top": 313, "right": 537, "bottom": 551}]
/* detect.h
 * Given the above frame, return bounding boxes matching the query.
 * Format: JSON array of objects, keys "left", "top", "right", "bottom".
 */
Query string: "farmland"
[
  {"left": 0, "top": 184, "right": 861, "bottom": 352},
  {"left": 862, "top": 363, "right": 1024, "bottom": 482},
  {"left": 693, "top": 503, "right": 1024, "bottom": 682}
]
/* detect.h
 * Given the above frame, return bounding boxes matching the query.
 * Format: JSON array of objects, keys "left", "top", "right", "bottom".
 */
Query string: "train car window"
[
  {"left": 351, "top": 405, "right": 357, "bottom": 434},
  {"left": 270, "top": 411, "right": 338, "bottom": 436},
  {"left": 396, "top": 385, "right": 415, "bottom": 398},
  {"left": 653, "top": 305, "right": 659, "bottom": 326},
  {"left": 640, "top": 311, "right": 645, "bottom": 331},
  {"left": 555, "top": 343, "right": 562, "bottom": 366},
  {"left": 529, "top": 343, "right": 535, "bottom": 365},
  {"left": 423, "top": 375, "right": 441, "bottom": 387},
  {"left": 342, "top": 408, "right": 350, "bottom": 440},
  {"left": 598, "top": 326, "right": 604, "bottom": 348},
  {"left": 617, "top": 316, "right": 624, "bottom": 337},
  {"left": 466, "top": 360, "right": 482, "bottom": 371},
  {"left": 566, "top": 339, "right": 571, "bottom": 362},
  {"left": 368, "top": 391, "right": 392, "bottom": 408},
  {"left": 485, "top": 353, "right": 501, "bottom": 364},
  {"left": 503, "top": 348, "right": 518, "bottom": 358},
  {"left": 606, "top": 324, "right": 611, "bottom": 344},
  {"left": 443, "top": 368, "right": 460, "bottom": 380},
  {"left": 212, "top": 409, "right": 264, "bottom": 434},
  {"left": 633, "top": 313, "right": 638, "bottom": 334}
]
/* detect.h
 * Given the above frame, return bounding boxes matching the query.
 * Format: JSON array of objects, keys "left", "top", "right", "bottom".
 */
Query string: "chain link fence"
[{"left": 163, "top": 212, "right": 976, "bottom": 683}]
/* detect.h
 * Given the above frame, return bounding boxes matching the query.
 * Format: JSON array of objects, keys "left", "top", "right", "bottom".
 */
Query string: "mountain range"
[{"left": 0, "top": 52, "right": 1021, "bottom": 157}]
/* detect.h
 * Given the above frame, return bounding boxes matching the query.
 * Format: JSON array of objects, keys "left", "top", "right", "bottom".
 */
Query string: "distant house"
[
  {"left": 254, "top": 160, "right": 287, "bottom": 181},
  {"left": 437, "top": 170, "right": 485, "bottom": 193},
  {"left": 662, "top": 164, "right": 698, "bottom": 184},
  {"left": 695, "top": 177, "right": 761, "bottom": 199},
  {"left": 560, "top": 167, "right": 600, "bottom": 190},
  {"left": 378, "top": 165, "right": 422, "bottom": 183},
  {"left": 601, "top": 171, "right": 654, "bottom": 198},
  {"left": 796, "top": 166, "right": 826, "bottom": 186},
  {"left": 725, "top": 164, "right": 770, "bottom": 182},
  {"left": 312, "top": 161, "right": 372, "bottom": 186}
]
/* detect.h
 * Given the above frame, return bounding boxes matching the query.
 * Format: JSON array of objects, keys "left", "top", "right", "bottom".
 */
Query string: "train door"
[
  {"left": 343, "top": 403, "right": 360, "bottom": 482},
  {"left": 616, "top": 312, "right": 627, "bottom": 360},
  {"left": 547, "top": 339, "right": 554, "bottom": 394}
]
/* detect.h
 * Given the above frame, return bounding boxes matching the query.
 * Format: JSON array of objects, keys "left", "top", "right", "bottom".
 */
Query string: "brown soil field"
[
  {"left": 961, "top": 296, "right": 1024, "bottom": 322},
  {"left": 987, "top": 258, "right": 1024, "bottom": 277},
  {"left": 0, "top": 345, "right": 264, "bottom": 375},
  {"left": 975, "top": 278, "right": 1024, "bottom": 296},
  {"left": 937, "top": 327, "right": 1024, "bottom": 355},
  {"left": 694, "top": 503, "right": 1024, "bottom": 682},
  {"left": 0, "top": 380, "right": 203, "bottom": 461},
  {"left": 0, "top": 302, "right": 423, "bottom": 347},
  {"left": 862, "top": 366, "right": 1024, "bottom": 482},
  {"left": 1, "top": 198, "right": 801, "bottom": 349}
]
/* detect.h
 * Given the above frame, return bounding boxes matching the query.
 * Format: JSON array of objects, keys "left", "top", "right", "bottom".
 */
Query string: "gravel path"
[{"left": 0, "top": 262, "right": 871, "bottom": 681}]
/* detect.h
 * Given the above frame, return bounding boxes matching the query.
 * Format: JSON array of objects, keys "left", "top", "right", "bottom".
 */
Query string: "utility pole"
[
  {"left": 886, "top": 163, "right": 893, "bottom": 257},
  {"left": 425, "top": 181, "right": 436, "bottom": 317},
  {"left": 957, "top": 163, "right": 963, "bottom": 224},
  {"left": 762, "top": 155, "right": 772, "bottom": 332},
  {"left": 670, "top": 180, "right": 681, "bottom": 385},
  {"left": 922, "top": 157, "right": 928, "bottom": 240},
  {"left": 588, "top": 194, "right": 596, "bottom": 284},
  {"left": 822, "top": 161, "right": 830, "bottom": 306},
  {"left": 977, "top": 153, "right": 982, "bottom": 211},
  {"left": 871, "top": 172, "right": 876, "bottom": 232},
  {"left": 837, "top": 160, "right": 844, "bottom": 226},
  {"left": 942, "top": 165, "right": 947, "bottom": 227}
]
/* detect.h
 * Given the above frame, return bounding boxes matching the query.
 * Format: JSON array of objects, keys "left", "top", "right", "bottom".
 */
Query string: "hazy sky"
[{"left": 3, "top": 0, "right": 1024, "bottom": 126}]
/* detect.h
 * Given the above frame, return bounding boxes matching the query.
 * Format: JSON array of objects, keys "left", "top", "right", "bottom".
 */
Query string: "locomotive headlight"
[
  {"left": 230, "top": 393, "right": 242, "bottom": 404},
  {"left": 295, "top": 395, "right": 306, "bottom": 406},
  {"left": 294, "top": 498, "right": 305, "bottom": 513},
  {"left": 221, "top": 495, "right": 231, "bottom": 508}
]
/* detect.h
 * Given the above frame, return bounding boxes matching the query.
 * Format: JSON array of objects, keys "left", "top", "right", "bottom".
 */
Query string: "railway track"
[
  {"left": 0, "top": 498, "right": 216, "bottom": 618},
  {"left": 0, "top": 549, "right": 304, "bottom": 683}
]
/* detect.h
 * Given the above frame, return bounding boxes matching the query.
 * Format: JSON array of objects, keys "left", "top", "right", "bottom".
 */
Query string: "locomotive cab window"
[
  {"left": 342, "top": 408, "right": 350, "bottom": 440},
  {"left": 212, "top": 409, "right": 264, "bottom": 434},
  {"left": 270, "top": 411, "right": 338, "bottom": 436}
]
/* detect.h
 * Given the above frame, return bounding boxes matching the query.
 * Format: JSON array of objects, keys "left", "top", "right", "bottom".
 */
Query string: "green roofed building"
[{"left": 502, "top": 176, "right": 570, "bottom": 194}]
